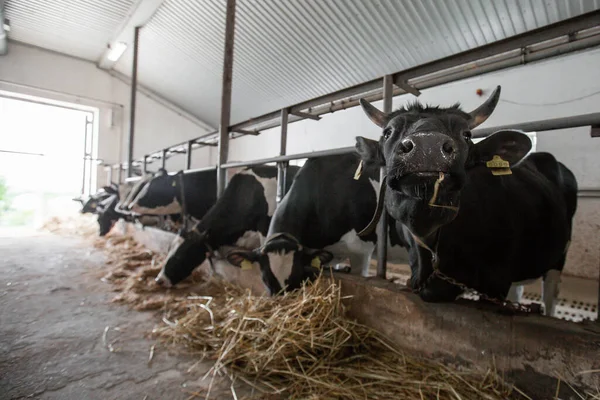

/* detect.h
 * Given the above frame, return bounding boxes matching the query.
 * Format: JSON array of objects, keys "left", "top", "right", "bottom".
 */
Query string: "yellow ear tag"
[
  {"left": 240, "top": 260, "right": 253, "bottom": 270},
  {"left": 311, "top": 257, "right": 321, "bottom": 268},
  {"left": 353, "top": 160, "right": 363, "bottom": 180},
  {"left": 486, "top": 155, "right": 512, "bottom": 176},
  {"left": 172, "top": 181, "right": 177, "bottom": 187}
]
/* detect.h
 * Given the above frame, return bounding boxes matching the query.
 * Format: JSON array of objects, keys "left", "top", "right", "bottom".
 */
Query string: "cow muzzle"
[{"left": 155, "top": 270, "right": 173, "bottom": 288}]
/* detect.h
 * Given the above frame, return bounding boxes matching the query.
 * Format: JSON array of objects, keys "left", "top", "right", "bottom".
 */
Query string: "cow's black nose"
[
  {"left": 399, "top": 138, "right": 414, "bottom": 154},
  {"left": 442, "top": 141, "right": 455, "bottom": 155}
]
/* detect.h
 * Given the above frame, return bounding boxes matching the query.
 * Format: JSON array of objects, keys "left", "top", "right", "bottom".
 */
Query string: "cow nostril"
[
  {"left": 442, "top": 141, "right": 454, "bottom": 155},
  {"left": 400, "top": 139, "right": 414, "bottom": 154}
]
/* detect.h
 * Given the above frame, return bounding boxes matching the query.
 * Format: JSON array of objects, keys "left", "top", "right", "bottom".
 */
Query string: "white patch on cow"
[
  {"left": 155, "top": 268, "right": 172, "bottom": 288},
  {"left": 268, "top": 251, "right": 295, "bottom": 290},
  {"left": 542, "top": 269, "right": 561, "bottom": 317},
  {"left": 130, "top": 197, "right": 182, "bottom": 216},
  {"left": 235, "top": 230, "right": 265, "bottom": 249},
  {"left": 239, "top": 170, "right": 277, "bottom": 216},
  {"left": 156, "top": 235, "right": 185, "bottom": 287},
  {"left": 511, "top": 278, "right": 539, "bottom": 286},
  {"left": 506, "top": 284, "right": 524, "bottom": 303},
  {"left": 324, "top": 230, "right": 376, "bottom": 274}
]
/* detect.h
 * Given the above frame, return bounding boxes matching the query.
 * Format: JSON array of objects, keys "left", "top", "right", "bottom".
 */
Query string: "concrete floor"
[{"left": 0, "top": 232, "right": 252, "bottom": 400}]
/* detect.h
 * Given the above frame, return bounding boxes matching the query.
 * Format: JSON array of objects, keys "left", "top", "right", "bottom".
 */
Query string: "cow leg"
[
  {"left": 542, "top": 269, "right": 561, "bottom": 317},
  {"left": 506, "top": 284, "right": 524, "bottom": 303},
  {"left": 349, "top": 253, "right": 371, "bottom": 277}
]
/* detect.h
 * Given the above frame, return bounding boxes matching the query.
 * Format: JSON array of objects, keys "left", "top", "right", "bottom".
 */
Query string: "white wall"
[{"left": 0, "top": 42, "right": 216, "bottom": 181}]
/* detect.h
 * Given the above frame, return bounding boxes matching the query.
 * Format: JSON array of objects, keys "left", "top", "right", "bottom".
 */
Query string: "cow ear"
[
  {"left": 306, "top": 249, "right": 334, "bottom": 268},
  {"left": 471, "top": 129, "right": 532, "bottom": 167},
  {"left": 226, "top": 250, "right": 259, "bottom": 270},
  {"left": 356, "top": 136, "right": 385, "bottom": 167}
]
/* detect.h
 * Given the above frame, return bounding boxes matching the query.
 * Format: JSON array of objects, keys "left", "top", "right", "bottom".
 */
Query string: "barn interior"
[{"left": 1, "top": 1, "right": 600, "bottom": 399}]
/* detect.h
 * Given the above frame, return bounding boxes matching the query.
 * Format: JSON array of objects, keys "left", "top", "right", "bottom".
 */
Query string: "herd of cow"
[{"left": 76, "top": 86, "right": 578, "bottom": 318}]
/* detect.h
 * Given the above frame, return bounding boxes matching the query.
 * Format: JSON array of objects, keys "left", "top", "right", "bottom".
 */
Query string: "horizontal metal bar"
[
  {"left": 221, "top": 146, "right": 355, "bottom": 169},
  {"left": 578, "top": 189, "right": 600, "bottom": 198},
  {"left": 232, "top": 129, "right": 259, "bottom": 136},
  {"left": 183, "top": 165, "right": 217, "bottom": 174},
  {"left": 124, "top": 176, "right": 142, "bottom": 183},
  {"left": 290, "top": 110, "right": 321, "bottom": 121},
  {"left": 473, "top": 113, "right": 600, "bottom": 138},
  {"left": 394, "top": 10, "right": 600, "bottom": 83}
]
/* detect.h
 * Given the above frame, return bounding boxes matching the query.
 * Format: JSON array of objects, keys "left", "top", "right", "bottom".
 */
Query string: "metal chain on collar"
[{"left": 411, "top": 231, "right": 541, "bottom": 315}]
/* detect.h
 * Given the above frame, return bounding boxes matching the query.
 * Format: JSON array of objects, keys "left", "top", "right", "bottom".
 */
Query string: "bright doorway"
[{"left": 0, "top": 95, "right": 98, "bottom": 229}]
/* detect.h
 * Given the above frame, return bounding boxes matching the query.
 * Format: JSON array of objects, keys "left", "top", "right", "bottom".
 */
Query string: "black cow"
[
  {"left": 354, "top": 85, "right": 577, "bottom": 316},
  {"left": 96, "top": 193, "right": 121, "bottom": 236},
  {"left": 155, "top": 165, "right": 300, "bottom": 287},
  {"left": 225, "top": 154, "right": 410, "bottom": 295},
  {"left": 129, "top": 169, "right": 217, "bottom": 221}
]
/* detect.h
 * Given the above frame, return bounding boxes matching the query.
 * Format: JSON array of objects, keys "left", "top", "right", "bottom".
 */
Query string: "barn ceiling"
[{"left": 4, "top": 0, "right": 600, "bottom": 128}]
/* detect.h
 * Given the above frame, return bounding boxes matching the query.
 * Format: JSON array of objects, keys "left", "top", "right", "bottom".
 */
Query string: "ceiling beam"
[{"left": 97, "top": 0, "right": 165, "bottom": 70}]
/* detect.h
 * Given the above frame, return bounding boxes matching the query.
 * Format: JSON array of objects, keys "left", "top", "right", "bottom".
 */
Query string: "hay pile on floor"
[
  {"left": 41, "top": 214, "right": 98, "bottom": 238},
  {"left": 92, "top": 233, "right": 212, "bottom": 314},
  {"left": 156, "top": 275, "right": 526, "bottom": 400}
]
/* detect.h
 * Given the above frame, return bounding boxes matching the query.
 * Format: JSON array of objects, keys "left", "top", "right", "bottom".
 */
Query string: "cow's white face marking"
[
  {"left": 268, "top": 251, "right": 295, "bottom": 290},
  {"left": 235, "top": 230, "right": 265, "bottom": 249},
  {"left": 130, "top": 197, "right": 181, "bottom": 215},
  {"left": 239, "top": 170, "right": 277, "bottom": 216},
  {"left": 156, "top": 234, "right": 185, "bottom": 287}
]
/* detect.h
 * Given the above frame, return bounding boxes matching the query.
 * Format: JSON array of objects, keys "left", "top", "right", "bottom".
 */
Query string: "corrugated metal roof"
[
  {"left": 4, "top": 0, "right": 136, "bottom": 61},
  {"left": 113, "top": 0, "right": 600, "bottom": 126},
  {"left": 5, "top": 0, "right": 600, "bottom": 126}
]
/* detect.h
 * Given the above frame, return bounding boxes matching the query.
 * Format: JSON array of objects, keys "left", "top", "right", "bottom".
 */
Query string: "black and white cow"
[
  {"left": 155, "top": 165, "right": 300, "bottom": 287},
  {"left": 128, "top": 169, "right": 217, "bottom": 221},
  {"left": 225, "top": 153, "right": 410, "bottom": 295},
  {"left": 75, "top": 183, "right": 120, "bottom": 214},
  {"left": 353, "top": 85, "right": 577, "bottom": 316}
]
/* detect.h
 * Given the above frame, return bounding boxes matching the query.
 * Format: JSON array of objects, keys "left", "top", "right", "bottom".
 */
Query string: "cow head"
[
  {"left": 129, "top": 169, "right": 183, "bottom": 215},
  {"left": 155, "top": 228, "right": 208, "bottom": 288},
  {"left": 356, "top": 86, "right": 531, "bottom": 238},
  {"left": 226, "top": 233, "right": 333, "bottom": 295},
  {"left": 96, "top": 194, "right": 121, "bottom": 236}
]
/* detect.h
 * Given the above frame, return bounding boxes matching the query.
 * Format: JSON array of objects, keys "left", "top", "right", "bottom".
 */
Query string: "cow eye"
[
  {"left": 383, "top": 127, "right": 393, "bottom": 140},
  {"left": 463, "top": 131, "right": 472, "bottom": 140}
]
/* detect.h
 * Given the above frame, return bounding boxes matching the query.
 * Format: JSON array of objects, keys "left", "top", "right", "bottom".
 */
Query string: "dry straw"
[
  {"left": 45, "top": 216, "right": 599, "bottom": 400},
  {"left": 156, "top": 275, "right": 526, "bottom": 400}
]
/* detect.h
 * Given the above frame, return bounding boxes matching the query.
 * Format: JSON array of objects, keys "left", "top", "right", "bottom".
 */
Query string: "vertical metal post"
[
  {"left": 162, "top": 149, "right": 167, "bottom": 170},
  {"left": 186, "top": 140, "right": 193, "bottom": 170},
  {"left": 86, "top": 115, "right": 94, "bottom": 194},
  {"left": 597, "top": 254, "right": 600, "bottom": 324},
  {"left": 216, "top": 0, "right": 237, "bottom": 197},
  {"left": 117, "top": 165, "right": 123, "bottom": 184},
  {"left": 142, "top": 155, "right": 148, "bottom": 174},
  {"left": 376, "top": 75, "right": 393, "bottom": 279},
  {"left": 127, "top": 26, "right": 141, "bottom": 178},
  {"left": 81, "top": 116, "right": 89, "bottom": 196},
  {"left": 276, "top": 108, "right": 289, "bottom": 204},
  {"left": 106, "top": 167, "right": 113, "bottom": 185}
]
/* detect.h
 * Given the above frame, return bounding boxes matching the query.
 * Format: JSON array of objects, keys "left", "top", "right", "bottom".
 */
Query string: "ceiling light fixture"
[{"left": 107, "top": 42, "right": 127, "bottom": 62}]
